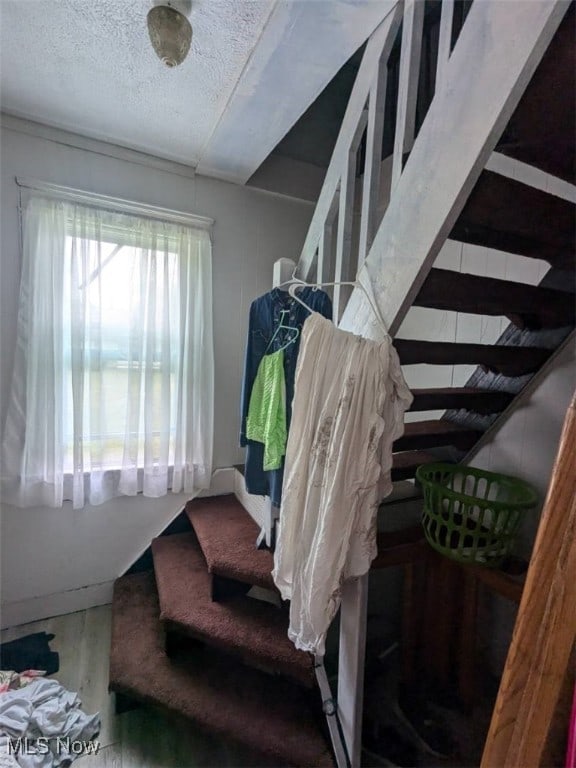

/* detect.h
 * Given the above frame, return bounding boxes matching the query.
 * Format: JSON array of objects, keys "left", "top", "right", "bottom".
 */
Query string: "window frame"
[{"left": 4, "top": 178, "right": 215, "bottom": 507}]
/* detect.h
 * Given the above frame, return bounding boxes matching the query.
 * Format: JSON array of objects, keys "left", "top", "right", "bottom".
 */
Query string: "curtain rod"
[{"left": 16, "top": 176, "right": 214, "bottom": 232}]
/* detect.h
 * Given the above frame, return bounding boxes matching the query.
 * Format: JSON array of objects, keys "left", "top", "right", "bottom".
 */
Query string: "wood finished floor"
[{"left": 0, "top": 604, "right": 271, "bottom": 768}]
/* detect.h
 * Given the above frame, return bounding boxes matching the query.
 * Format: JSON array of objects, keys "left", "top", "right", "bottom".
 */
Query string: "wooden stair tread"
[
  {"left": 415, "top": 268, "right": 575, "bottom": 328},
  {"left": 410, "top": 387, "right": 514, "bottom": 414},
  {"left": 394, "top": 420, "right": 481, "bottom": 451},
  {"left": 235, "top": 457, "right": 429, "bottom": 483},
  {"left": 394, "top": 338, "right": 552, "bottom": 377},
  {"left": 186, "top": 495, "right": 275, "bottom": 591},
  {"left": 450, "top": 170, "right": 575, "bottom": 269},
  {"left": 109, "top": 572, "right": 332, "bottom": 767},
  {"left": 391, "top": 450, "right": 437, "bottom": 481},
  {"left": 495, "top": 3, "right": 575, "bottom": 183},
  {"left": 151, "top": 533, "right": 314, "bottom": 687}
]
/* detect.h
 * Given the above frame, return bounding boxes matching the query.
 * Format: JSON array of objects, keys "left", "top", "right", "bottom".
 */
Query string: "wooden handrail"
[{"left": 481, "top": 391, "right": 576, "bottom": 767}]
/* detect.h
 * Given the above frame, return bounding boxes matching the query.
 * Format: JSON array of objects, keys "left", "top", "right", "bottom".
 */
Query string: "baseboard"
[
  {"left": 200, "top": 467, "right": 236, "bottom": 496},
  {"left": 1, "top": 580, "right": 114, "bottom": 630},
  {"left": 233, "top": 468, "right": 268, "bottom": 528},
  {"left": 1, "top": 469, "right": 238, "bottom": 630}
]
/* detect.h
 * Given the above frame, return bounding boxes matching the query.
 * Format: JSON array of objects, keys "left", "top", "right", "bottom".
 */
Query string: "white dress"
[{"left": 272, "top": 313, "right": 413, "bottom": 655}]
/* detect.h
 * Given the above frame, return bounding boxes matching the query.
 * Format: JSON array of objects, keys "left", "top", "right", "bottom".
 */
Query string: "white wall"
[
  {"left": 0, "top": 119, "right": 313, "bottom": 627},
  {"left": 470, "top": 338, "right": 575, "bottom": 673},
  {"left": 469, "top": 339, "right": 575, "bottom": 557}
]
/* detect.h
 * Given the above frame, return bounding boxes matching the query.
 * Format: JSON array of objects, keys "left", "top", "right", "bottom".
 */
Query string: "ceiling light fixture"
[{"left": 147, "top": 1, "right": 192, "bottom": 68}]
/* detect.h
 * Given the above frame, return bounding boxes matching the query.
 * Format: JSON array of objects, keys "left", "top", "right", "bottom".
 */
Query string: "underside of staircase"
[
  {"left": 386, "top": 1, "right": 575, "bottom": 479},
  {"left": 109, "top": 4, "right": 575, "bottom": 766}
]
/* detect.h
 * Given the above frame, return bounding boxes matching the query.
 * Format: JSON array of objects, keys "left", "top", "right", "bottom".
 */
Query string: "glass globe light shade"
[{"left": 147, "top": 5, "right": 192, "bottom": 68}]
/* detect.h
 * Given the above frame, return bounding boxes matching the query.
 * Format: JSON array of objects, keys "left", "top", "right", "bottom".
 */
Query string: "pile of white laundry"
[{"left": 0, "top": 677, "right": 100, "bottom": 768}]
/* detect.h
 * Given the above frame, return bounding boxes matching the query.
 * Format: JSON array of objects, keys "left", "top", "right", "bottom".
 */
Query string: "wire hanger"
[{"left": 264, "top": 309, "right": 299, "bottom": 355}]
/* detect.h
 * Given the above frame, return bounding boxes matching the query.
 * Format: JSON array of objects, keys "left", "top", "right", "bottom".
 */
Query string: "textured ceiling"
[
  {"left": 0, "top": 0, "right": 396, "bottom": 182},
  {"left": 0, "top": 0, "right": 275, "bottom": 166}
]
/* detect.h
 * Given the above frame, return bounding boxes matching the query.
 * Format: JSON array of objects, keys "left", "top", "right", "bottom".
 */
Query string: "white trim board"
[
  {"left": 2, "top": 113, "right": 318, "bottom": 206},
  {"left": 1, "top": 113, "right": 197, "bottom": 180},
  {"left": 233, "top": 468, "right": 268, "bottom": 529},
  {"left": 0, "top": 469, "right": 237, "bottom": 630},
  {"left": 16, "top": 176, "right": 214, "bottom": 231},
  {"left": 0, "top": 581, "right": 114, "bottom": 630},
  {"left": 463, "top": 330, "right": 576, "bottom": 466}
]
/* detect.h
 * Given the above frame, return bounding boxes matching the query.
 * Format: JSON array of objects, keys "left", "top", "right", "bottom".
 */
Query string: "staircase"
[
  {"left": 109, "top": 2, "right": 575, "bottom": 766},
  {"left": 109, "top": 495, "right": 333, "bottom": 766},
  {"left": 299, "top": 0, "right": 575, "bottom": 481}
]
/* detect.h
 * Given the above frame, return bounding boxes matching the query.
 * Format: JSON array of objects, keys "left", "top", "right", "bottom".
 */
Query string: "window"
[{"left": 1, "top": 187, "right": 214, "bottom": 508}]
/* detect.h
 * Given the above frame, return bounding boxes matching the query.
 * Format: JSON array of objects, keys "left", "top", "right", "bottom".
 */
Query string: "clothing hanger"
[
  {"left": 264, "top": 309, "right": 299, "bottom": 355},
  {"left": 287, "top": 274, "right": 389, "bottom": 337},
  {"left": 274, "top": 275, "right": 307, "bottom": 292}
]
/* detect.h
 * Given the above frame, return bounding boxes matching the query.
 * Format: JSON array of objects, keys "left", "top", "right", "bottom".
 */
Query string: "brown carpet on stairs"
[
  {"left": 151, "top": 532, "right": 314, "bottom": 687},
  {"left": 109, "top": 572, "right": 333, "bottom": 767},
  {"left": 186, "top": 495, "right": 275, "bottom": 591}
]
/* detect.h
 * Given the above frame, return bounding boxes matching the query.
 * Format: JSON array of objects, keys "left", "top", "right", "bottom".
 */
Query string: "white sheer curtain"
[{"left": 2, "top": 194, "right": 213, "bottom": 509}]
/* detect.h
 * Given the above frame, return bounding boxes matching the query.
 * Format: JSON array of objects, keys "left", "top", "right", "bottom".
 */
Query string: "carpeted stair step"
[
  {"left": 151, "top": 532, "right": 314, "bottom": 687},
  {"left": 187, "top": 495, "right": 275, "bottom": 591},
  {"left": 109, "top": 572, "right": 333, "bottom": 767}
]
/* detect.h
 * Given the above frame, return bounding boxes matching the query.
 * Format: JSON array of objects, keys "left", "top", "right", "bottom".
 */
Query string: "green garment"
[{"left": 246, "top": 349, "right": 287, "bottom": 471}]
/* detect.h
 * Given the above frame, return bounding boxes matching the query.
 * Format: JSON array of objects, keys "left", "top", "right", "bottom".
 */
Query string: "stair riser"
[
  {"left": 151, "top": 531, "right": 313, "bottom": 693},
  {"left": 187, "top": 496, "right": 276, "bottom": 591},
  {"left": 110, "top": 573, "right": 332, "bottom": 767},
  {"left": 163, "top": 621, "right": 313, "bottom": 688}
]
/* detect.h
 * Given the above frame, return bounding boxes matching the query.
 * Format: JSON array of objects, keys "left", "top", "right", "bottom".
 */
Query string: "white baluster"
[
  {"left": 298, "top": 5, "right": 405, "bottom": 280},
  {"left": 338, "top": 574, "right": 369, "bottom": 768},
  {"left": 392, "top": 0, "right": 425, "bottom": 188},
  {"left": 359, "top": 4, "right": 403, "bottom": 265},
  {"left": 436, "top": 0, "right": 455, "bottom": 89}
]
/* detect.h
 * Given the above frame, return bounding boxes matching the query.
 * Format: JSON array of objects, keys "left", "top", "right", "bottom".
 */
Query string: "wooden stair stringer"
[{"left": 458, "top": 328, "right": 576, "bottom": 465}]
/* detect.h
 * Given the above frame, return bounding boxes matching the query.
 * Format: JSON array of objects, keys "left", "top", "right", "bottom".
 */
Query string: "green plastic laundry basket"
[{"left": 416, "top": 463, "right": 538, "bottom": 567}]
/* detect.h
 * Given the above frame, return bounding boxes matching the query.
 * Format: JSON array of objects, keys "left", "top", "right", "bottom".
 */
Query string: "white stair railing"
[
  {"left": 339, "top": 0, "right": 568, "bottom": 340},
  {"left": 274, "top": 1, "right": 570, "bottom": 766},
  {"left": 297, "top": 2, "right": 403, "bottom": 316},
  {"left": 391, "top": 0, "right": 424, "bottom": 189}
]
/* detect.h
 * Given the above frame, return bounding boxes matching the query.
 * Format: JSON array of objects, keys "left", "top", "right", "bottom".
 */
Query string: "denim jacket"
[{"left": 240, "top": 287, "right": 332, "bottom": 505}]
